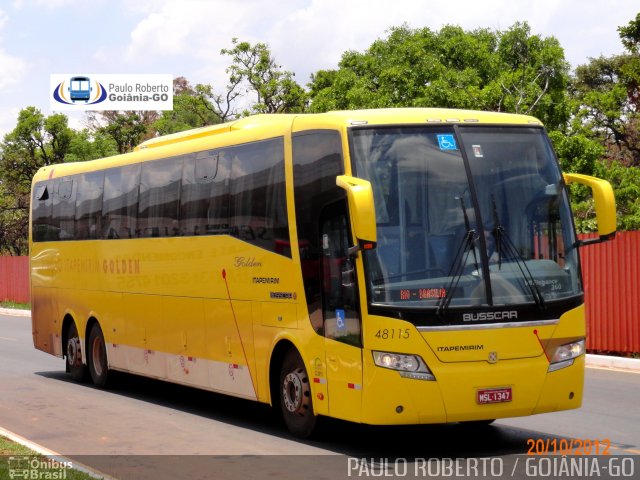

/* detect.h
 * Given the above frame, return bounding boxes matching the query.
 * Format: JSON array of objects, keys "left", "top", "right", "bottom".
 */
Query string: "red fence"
[
  {"left": 579, "top": 231, "right": 640, "bottom": 354},
  {"left": 0, "top": 256, "right": 29, "bottom": 304},
  {"left": 1, "top": 236, "right": 639, "bottom": 353}
]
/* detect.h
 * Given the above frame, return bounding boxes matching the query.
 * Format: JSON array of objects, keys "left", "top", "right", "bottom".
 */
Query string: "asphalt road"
[{"left": 1, "top": 312, "right": 639, "bottom": 479}]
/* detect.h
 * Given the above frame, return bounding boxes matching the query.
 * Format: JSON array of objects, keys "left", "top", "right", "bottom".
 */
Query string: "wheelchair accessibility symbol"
[
  {"left": 336, "top": 309, "right": 346, "bottom": 331},
  {"left": 437, "top": 134, "right": 457, "bottom": 151}
]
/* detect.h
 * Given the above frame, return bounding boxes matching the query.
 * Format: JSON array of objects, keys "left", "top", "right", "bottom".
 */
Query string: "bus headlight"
[
  {"left": 548, "top": 339, "right": 585, "bottom": 372},
  {"left": 372, "top": 351, "right": 435, "bottom": 380}
]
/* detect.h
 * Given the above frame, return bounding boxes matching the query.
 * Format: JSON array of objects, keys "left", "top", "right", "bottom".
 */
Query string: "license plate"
[{"left": 477, "top": 387, "right": 512, "bottom": 404}]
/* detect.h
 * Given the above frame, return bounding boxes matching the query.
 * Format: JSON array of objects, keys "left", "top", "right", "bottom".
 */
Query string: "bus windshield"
[{"left": 351, "top": 125, "right": 581, "bottom": 321}]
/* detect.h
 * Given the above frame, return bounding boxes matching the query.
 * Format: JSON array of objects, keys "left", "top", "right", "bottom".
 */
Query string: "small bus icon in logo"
[
  {"left": 52, "top": 75, "right": 107, "bottom": 105},
  {"left": 8, "top": 456, "right": 30, "bottom": 479},
  {"left": 68, "top": 76, "right": 92, "bottom": 102}
]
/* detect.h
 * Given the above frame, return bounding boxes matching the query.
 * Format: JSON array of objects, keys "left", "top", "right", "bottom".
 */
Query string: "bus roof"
[
  {"left": 32, "top": 108, "right": 543, "bottom": 183},
  {"left": 135, "top": 108, "right": 542, "bottom": 151},
  {"left": 311, "top": 108, "right": 541, "bottom": 126},
  {"left": 133, "top": 114, "right": 298, "bottom": 151}
]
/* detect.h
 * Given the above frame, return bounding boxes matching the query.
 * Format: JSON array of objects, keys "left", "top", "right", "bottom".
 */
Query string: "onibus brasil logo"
[{"left": 53, "top": 76, "right": 107, "bottom": 105}]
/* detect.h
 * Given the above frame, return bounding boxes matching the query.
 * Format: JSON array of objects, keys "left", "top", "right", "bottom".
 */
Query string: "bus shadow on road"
[{"left": 36, "top": 369, "right": 556, "bottom": 458}]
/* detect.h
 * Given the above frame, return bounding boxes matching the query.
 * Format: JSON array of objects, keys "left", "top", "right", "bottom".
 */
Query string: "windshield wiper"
[
  {"left": 437, "top": 195, "right": 479, "bottom": 316},
  {"left": 490, "top": 195, "right": 546, "bottom": 311}
]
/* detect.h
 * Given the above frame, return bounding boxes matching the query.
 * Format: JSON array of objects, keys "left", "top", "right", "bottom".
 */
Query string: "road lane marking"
[{"left": 0, "top": 336, "right": 17, "bottom": 341}]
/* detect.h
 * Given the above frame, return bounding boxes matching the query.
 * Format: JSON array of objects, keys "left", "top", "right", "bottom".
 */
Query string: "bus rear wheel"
[
  {"left": 66, "top": 322, "right": 88, "bottom": 382},
  {"left": 279, "top": 349, "right": 317, "bottom": 438},
  {"left": 87, "top": 323, "right": 110, "bottom": 388}
]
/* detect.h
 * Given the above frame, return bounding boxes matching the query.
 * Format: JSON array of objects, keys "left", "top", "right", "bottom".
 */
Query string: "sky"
[{"left": 0, "top": 0, "right": 637, "bottom": 137}]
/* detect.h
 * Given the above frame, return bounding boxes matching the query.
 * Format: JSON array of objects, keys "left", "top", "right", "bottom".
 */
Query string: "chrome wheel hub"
[
  {"left": 283, "top": 372, "right": 303, "bottom": 413},
  {"left": 67, "top": 337, "right": 81, "bottom": 365}
]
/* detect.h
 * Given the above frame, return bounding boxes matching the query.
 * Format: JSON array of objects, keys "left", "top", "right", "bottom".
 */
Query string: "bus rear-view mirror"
[
  {"left": 336, "top": 175, "right": 377, "bottom": 246},
  {"left": 563, "top": 172, "right": 617, "bottom": 245}
]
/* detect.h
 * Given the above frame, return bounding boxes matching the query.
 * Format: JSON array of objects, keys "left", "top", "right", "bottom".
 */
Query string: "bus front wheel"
[
  {"left": 87, "top": 323, "right": 110, "bottom": 388},
  {"left": 279, "top": 349, "right": 317, "bottom": 438},
  {"left": 66, "top": 322, "right": 88, "bottom": 382}
]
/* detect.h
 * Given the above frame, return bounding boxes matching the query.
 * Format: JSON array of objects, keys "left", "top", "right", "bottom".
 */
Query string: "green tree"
[
  {"left": 308, "top": 22, "right": 570, "bottom": 129},
  {"left": 495, "top": 22, "right": 570, "bottom": 128},
  {"left": 0, "top": 107, "right": 119, "bottom": 254},
  {"left": 594, "top": 160, "right": 640, "bottom": 231},
  {"left": 222, "top": 38, "right": 307, "bottom": 114},
  {"left": 549, "top": 131, "right": 604, "bottom": 175},
  {"left": 86, "top": 110, "right": 158, "bottom": 154},
  {"left": 64, "top": 129, "right": 118, "bottom": 162},
  {"left": 548, "top": 131, "right": 606, "bottom": 232},
  {"left": 0, "top": 107, "right": 73, "bottom": 190},
  {"left": 154, "top": 77, "right": 223, "bottom": 135},
  {"left": 571, "top": 13, "right": 640, "bottom": 166},
  {"left": 193, "top": 82, "right": 242, "bottom": 123},
  {"left": 0, "top": 107, "right": 75, "bottom": 254},
  {"left": 0, "top": 181, "right": 29, "bottom": 255},
  {"left": 562, "top": 12, "right": 640, "bottom": 232}
]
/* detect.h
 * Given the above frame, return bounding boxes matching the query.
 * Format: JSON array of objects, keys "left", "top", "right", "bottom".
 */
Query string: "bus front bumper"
[{"left": 358, "top": 354, "right": 584, "bottom": 425}]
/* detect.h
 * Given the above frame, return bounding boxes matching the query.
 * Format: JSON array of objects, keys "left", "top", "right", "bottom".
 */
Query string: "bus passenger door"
[{"left": 320, "top": 202, "right": 364, "bottom": 422}]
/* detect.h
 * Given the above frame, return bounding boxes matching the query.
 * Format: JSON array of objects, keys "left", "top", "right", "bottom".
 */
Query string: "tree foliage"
[
  {"left": 86, "top": 110, "right": 157, "bottom": 154},
  {"left": 222, "top": 38, "right": 307, "bottom": 115},
  {"left": 563, "top": 12, "right": 640, "bottom": 231},
  {"left": 0, "top": 109, "right": 71, "bottom": 252},
  {"left": 157, "top": 39, "right": 309, "bottom": 130},
  {"left": 64, "top": 129, "right": 118, "bottom": 162},
  {"left": 153, "top": 77, "right": 222, "bottom": 135},
  {"left": 548, "top": 131, "right": 605, "bottom": 232},
  {"left": 0, "top": 107, "right": 73, "bottom": 191},
  {"left": 0, "top": 107, "right": 120, "bottom": 254},
  {"left": 570, "top": 13, "right": 640, "bottom": 166},
  {"left": 0, "top": 181, "right": 29, "bottom": 255},
  {"left": 307, "top": 22, "right": 570, "bottom": 129}
]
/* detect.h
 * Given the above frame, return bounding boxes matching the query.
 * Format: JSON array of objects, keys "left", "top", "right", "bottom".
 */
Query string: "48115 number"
[{"left": 374, "top": 328, "right": 410, "bottom": 340}]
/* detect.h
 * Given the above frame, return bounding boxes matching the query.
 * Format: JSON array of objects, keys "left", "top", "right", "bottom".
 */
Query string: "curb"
[
  {"left": 0, "top": 426, "right": 59, "bottom": 457},
  {"left": 0, "top": 307, "right": 31, "bottom": 317},
  {"left": 2, "top": 308, "right": 639, "bottom": 371},
  {"left": 0, "top": 426, "right": 113, "bottom": 479},
  {"left": 586, "top": 353, "right": 640, "bottom": 372}
]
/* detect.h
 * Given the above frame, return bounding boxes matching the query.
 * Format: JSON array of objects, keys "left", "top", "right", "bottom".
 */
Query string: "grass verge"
[
  {"left": 0, "top": 301, "right": 30, "bottom": 310},
  {"left": 0, "top": 435, "right": 99, "bottom": 479}
]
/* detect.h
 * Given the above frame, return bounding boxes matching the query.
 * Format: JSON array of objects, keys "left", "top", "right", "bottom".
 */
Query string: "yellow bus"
[{"left": 30, "top": 108, "right": 616, "bottom": 437}]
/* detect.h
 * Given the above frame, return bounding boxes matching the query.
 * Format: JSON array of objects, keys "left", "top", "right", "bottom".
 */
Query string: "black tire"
[
  {"left": 87, "top": 323, "right": 110, "bottom": 388},
  {"left": 65, "top": 321, "right": 88, "bottom": 382},
  {"left": 279, "top": 349, "right": 317, "bottom": 438}
]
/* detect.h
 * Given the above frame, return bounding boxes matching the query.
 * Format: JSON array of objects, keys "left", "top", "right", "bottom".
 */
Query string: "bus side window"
[
  {"left": 54, "top": 178, "right": 76, "bottom": 240},
  {"left": 32, "top": 183, "right": 53, "bottom": 242},
  {"left": 180, "top": 150, "right": 230, "bottom": 236},
  {"left": 138, "top": 157, "right": 183, "bottom": 238},
  {"left": 229, "top": 137, "right": 290, "bottom": 255},
  {"left": 75, "top": 171, "right": 104, "bottom": 240},
  {"left": 102, "top": 164, "right": 140, "bottom": 239}
]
